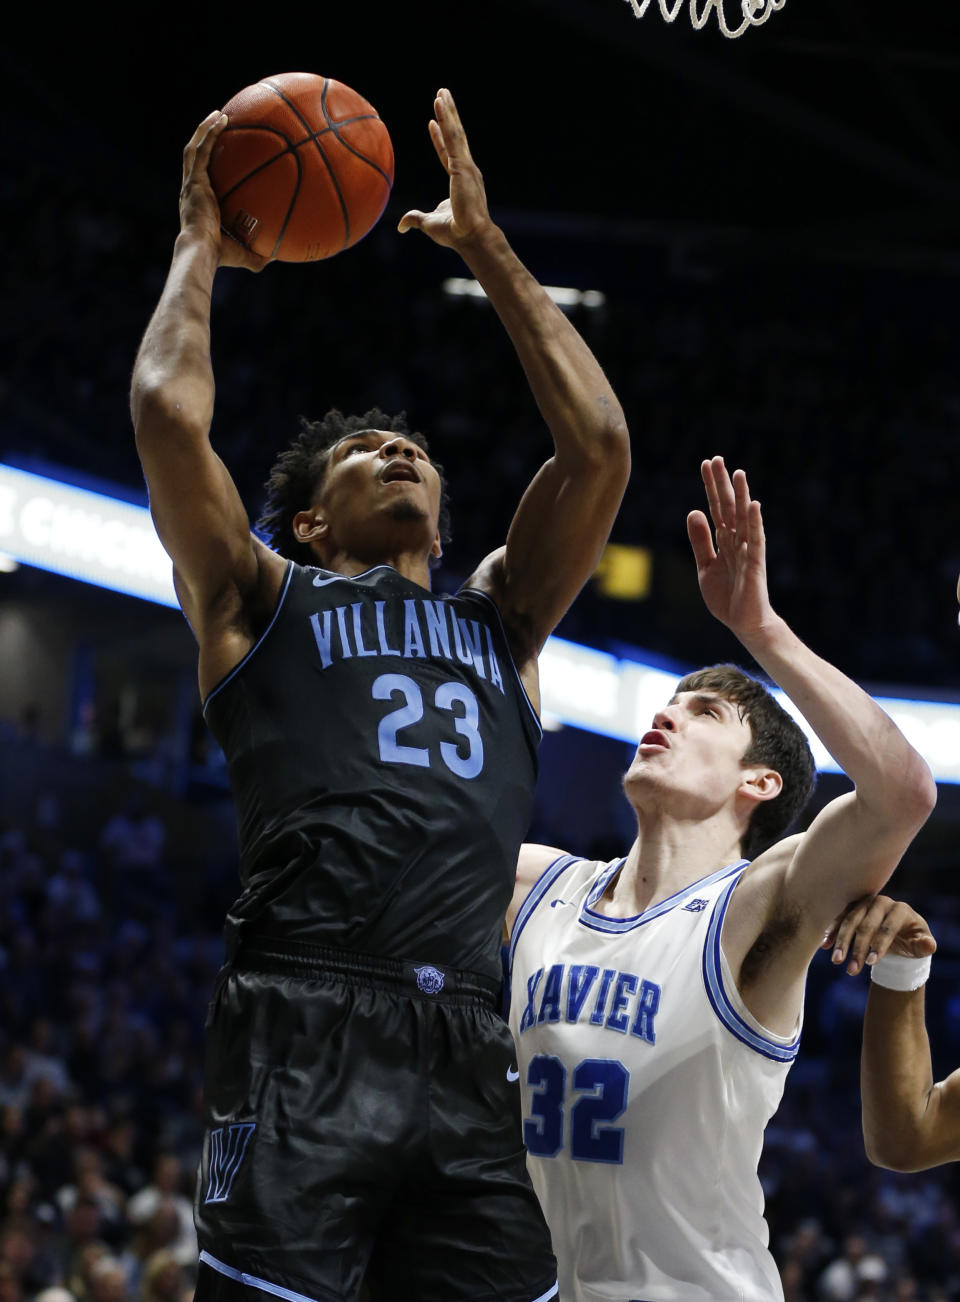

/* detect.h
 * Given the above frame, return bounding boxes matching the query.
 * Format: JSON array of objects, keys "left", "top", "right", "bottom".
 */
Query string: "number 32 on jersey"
[{"left": 524, "top": 1055, "right": 630, "bottom": 1164}]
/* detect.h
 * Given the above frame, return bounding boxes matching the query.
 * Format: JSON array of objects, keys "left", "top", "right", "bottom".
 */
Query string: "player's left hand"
[
  {"left": 398, "top": 88, "right": 495, "bottom": 249},
  {"left": 686, "top": 456, "right": 774, "bottom": 638},
  {"left": 821, "top": 893, "right": 937, "bottom": 976}
]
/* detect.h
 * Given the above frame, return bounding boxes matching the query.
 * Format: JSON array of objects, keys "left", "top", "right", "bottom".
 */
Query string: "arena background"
[{"left": 3, "top": 4, "right": 960, "bottom": 1298}]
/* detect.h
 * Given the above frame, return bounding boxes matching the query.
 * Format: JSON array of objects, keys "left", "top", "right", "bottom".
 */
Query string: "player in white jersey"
[{"left": 507, "top": 456, "right": 937, "bottom": 1302}]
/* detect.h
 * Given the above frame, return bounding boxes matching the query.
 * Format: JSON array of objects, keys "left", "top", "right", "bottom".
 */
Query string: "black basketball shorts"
[{"left": 194, "top": 940, "right": 558, "bottom": 1302}]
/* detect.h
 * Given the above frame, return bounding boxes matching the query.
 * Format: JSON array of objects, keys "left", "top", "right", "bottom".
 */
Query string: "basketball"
[{"left": 209, "top": 72, "right": 394, "bottom": 263}]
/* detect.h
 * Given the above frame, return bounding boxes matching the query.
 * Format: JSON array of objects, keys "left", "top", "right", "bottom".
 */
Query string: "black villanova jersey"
[{"left": 203, "top": 561, "right": 542, "bottom": 982}]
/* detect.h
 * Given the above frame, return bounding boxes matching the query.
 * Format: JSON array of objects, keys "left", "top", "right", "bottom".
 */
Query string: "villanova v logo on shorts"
[{"left": 204, "top": 1123, "right": 256, "bottom": 1203}]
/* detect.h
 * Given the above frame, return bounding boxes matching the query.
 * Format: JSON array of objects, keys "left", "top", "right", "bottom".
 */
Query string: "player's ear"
[
  {"left": 431, "top": 530, "right": 443, "bottom": 561},
  {"left": 293, "top": 508, "right": 328, "bottom": 545},
  {"left": 739, "top": 767, "right": 782, "bottom": 806}
]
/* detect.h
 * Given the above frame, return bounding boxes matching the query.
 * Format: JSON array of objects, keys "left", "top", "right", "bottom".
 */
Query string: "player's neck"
[
  {"left": 599, "top": 813, "right": 743, "bottom": 918},
  {"left": 316, "top": 546, "right": 435, "bottom": 590}
]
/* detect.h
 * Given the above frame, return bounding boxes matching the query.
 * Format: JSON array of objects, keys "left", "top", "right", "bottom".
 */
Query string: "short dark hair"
[
  {"left": 257, "top": 408, "right": 452, "bottom": 565},
  {"left": 674, "top": 664, "right": 816, "bottom": 858}
]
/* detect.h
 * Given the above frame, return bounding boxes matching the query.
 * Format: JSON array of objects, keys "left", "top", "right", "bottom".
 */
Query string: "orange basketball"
[{"left": 209, "top": 72, "right": 394, "bottom": 263}]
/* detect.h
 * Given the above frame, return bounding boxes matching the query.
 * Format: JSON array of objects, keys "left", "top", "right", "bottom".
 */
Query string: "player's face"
[
  {"left": 623, "top": 690, "right": 754, "bottom": 814},
  {"left": 315, "top": 430, "right": 443, "bottom": 558}
]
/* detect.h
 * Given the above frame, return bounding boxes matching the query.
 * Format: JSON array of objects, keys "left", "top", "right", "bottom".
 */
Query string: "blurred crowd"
[
  {"left": 0, "top": 748, "right": 221, "bottom": 1302},
  {"left": 4, "top": 741, "right": 960, "bottom": 1300}
]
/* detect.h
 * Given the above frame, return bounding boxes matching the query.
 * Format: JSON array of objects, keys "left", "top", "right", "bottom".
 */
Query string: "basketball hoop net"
[{"left": 622, "top": 0, "right": 786, "bottom": 39}]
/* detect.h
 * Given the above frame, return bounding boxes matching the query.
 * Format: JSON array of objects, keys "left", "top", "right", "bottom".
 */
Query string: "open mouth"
[
  {"left": 638, "top": 730, "right": 670, "bottom": 749},
  {"left": 381, "top": 460, "right": 420, "bottom": 485}
]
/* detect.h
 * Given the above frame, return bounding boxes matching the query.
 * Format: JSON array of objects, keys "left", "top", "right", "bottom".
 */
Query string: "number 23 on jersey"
[{"left": 373, "top": 672, "right": 484, "bottom": 779}]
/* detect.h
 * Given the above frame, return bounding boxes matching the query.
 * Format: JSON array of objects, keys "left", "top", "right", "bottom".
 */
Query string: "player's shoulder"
[
  {"left": 518, "top": 842, "right": 573, "bottom": 886},
  {"left": 508, "top": 843, "right": 584, "bottom": 940},
  {"left": 460, "top": 546, "right": 506, "bottom": 605},
  {"left": 740, "top": 833, "right": 802, "bottom": 883}
]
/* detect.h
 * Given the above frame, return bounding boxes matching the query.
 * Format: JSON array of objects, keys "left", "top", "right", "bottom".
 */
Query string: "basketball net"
[{"left": 622, "top": 0, "right": 786, "bottom": 39}]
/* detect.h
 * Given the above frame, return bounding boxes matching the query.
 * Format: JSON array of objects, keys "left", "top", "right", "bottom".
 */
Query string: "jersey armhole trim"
[
  {"left": 509, "top": 853, "right": 581, "bottom": 973},
  {"left": 702, "top": 875, "right": 802, "bottom": 1063},
  {"left": 459, "top": 586, "right": 542, "bottom": 739},
  {"left": 202, "top": 559, "right": 295, "bottom": 715}
]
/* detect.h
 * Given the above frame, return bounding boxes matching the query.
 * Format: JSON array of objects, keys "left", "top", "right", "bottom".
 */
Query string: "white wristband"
[{"left": 870, "top": 953, "right": 931, "bottom": 992}]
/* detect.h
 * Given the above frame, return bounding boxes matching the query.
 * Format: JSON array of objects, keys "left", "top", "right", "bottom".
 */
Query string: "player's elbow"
[
  {"left": 871, "top": 753, "right": 937, "bottom": 834},
  {"left": 863, "top": 1094, "right": 944, "bottom": 1172},
  {"left": 132, "top": 372, "right": 212, "bottom": 451},
  {"left": 578, "top": 410, "right": 631, "bottom": 487},
  {"left": 863, "top": 1128, "right": 916, "bottom": 1172},
  {"left": 599, "top": 409, "right": 631, "bottom": 465},
  {"left": 892, "top": 758, "right": 938, "bottom": 830},
  {"left": 864, "top": 1129, "right": 934, "bottom": 1173}
]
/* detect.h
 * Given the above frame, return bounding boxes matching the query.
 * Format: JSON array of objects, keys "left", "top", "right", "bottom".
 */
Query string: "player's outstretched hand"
[
  {"left": 180, "top": 111, "right": 270, "bottom": 273},
  {"left": 398, "top": 88, "right": 494, "bottom": 250},
  {"left": 822, "top": 894, "right": 937, "bottom": 977},
  {"left": 686, "top": 456, "right": 774, "bottom": 639}
]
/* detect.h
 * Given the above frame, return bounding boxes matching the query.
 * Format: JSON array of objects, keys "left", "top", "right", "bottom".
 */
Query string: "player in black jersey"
[{"left": 130, "top": 89, "right": 630, "bottom": 1302}]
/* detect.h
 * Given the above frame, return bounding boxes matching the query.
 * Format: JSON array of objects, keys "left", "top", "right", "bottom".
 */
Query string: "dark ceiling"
[{"left": 6, "top": 0, "right": 960, "bottom": 272}]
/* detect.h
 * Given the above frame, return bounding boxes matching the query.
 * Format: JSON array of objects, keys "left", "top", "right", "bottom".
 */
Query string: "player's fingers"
[
  {"left": 746, "top": 500, "right": 766, "bottom": 568},
  {"left": 821, "top": 908, "right": 845, "bottom": 950},
  {"left": 184, "top": 110, "right": 224, "bottom": 171},
  {"left": 748, "top": 499, "right": 764, "bottom": 544},
  {"left": 428, "top": 118, "right": 450, "bottom": 171},
  {"left": 829, "top": 896, "right": 874, "bottom": 964},
  {"left": 711, "top": 456, "right": 737, "bottom": 530},
  {"left": 195, "top": 112, "right": 228, "bottom": 169},
  {"left": 686, "top": 511, "right": 716, "bottom": 571},
  {"left": 397, "top": 209, "right": 427, "bottom": 234},
  {"left": 882, "top": 902, "right": 937, "bottom": 959},
  {"left": 912, "top": 927, "right": 938, "bottom": 958},
  {"left": 434, "top": 87, "right": 470, "bottom": 159},
  {"left": 867, "top": 901, "right": 920, "bottom": 962},
  {"left": 701, "top": 459, "right": 725, "bottom": 535},
  {"left": 732, "top": 469, "right": 751, "bottom": 541},
  {"left": 847, "top": 900, "right": 900, "bottom": 973}
]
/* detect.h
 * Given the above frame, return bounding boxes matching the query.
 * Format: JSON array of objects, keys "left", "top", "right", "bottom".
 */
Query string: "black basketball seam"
[
  {"left": 287, "top": 113, "right": 393, "bottom": 187},
  {"left": 319, "top": 79, "right": 394, "bottom": 187},
  {"left": 270, "top": 146, "right": 304, "bottom": 259},
  {"left": 264, "top": 78, "right": 350, "bottom": 249},
  {"left": 289, "top": 113, "right": 380, "bottom": 144},
  {"left": 215, "top": 126, "right": 296, "bottom": 207}
]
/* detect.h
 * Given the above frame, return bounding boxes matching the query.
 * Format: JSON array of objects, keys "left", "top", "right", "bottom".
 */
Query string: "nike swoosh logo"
[
  {"left": 506, "top": 1066, "right": 520, "bottom": 1083},
  {"left": 312, "top": 573, "right": 343, "bottom": 587}
]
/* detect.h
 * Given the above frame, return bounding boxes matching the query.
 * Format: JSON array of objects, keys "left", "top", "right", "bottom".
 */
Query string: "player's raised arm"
[
  {"left": 688, "top": 457, "right": 937, "bottom": 954},
  {"left": 130, "top": 111, "right": 279, "bottom": 648},
  {"left": 399, "top": 89, "right": 631, "bottom": 674},
  {"left": 825, "top": 894, "right": 960, "bottom": 1170}
]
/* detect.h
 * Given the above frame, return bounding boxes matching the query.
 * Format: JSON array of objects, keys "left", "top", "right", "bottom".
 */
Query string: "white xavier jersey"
[{"left": 509, "top": 854, "right": 802, "bottom": 1302}]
